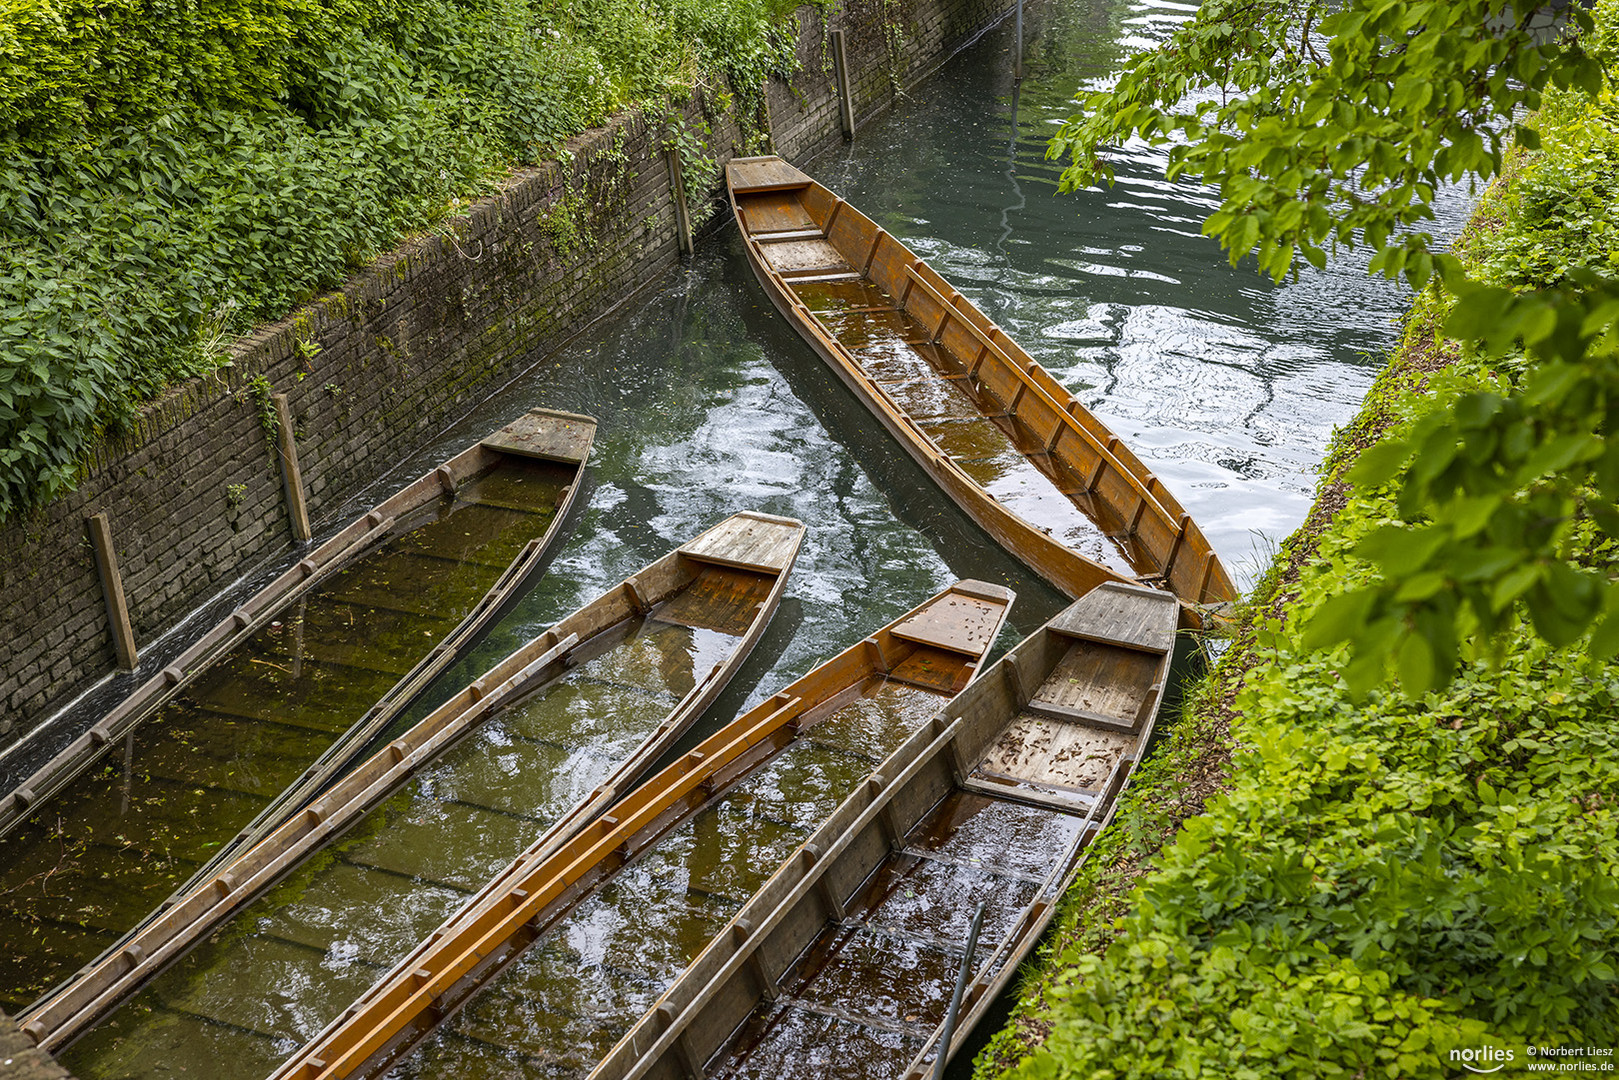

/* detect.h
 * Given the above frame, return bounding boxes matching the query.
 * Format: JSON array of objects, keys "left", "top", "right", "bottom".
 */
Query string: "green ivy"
[{"left": 0, "top": 0, "right": 812, "bottom": 517}]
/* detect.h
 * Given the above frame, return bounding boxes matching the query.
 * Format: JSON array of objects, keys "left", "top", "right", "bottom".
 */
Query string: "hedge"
[
  {"left": 0, "top": 0, "right": 808, "bottom": 517},
  {"left": 976, "top": 17, "right": 1619, "bottom": 1077}
]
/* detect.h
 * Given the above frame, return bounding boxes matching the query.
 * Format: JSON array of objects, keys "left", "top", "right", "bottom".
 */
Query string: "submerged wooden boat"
[
  {"left": 593, "top": 581, "right": 1178, "bottom": 1080},
  {"left": 266, "top": 580, "right": 1015, "bottom": 1080},
  {"left": 0, "top": 408, "right": 594, "bottom": 1016},
  {"left": 727, "top": 155, "right": 1236, "bottom": 615},
  {"left": 25, "top": 511, "right": 802, "bottom": 1062}
]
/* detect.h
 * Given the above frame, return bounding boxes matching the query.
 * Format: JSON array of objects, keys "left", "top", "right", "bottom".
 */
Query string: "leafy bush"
[
  {"left": 0, "top": 0, "right": 806, "bottom": 516},
  {"left": 992, "top": 358, "right": 1619, "bottom": 1076},
  {"left": 985, "top": 37, "right": 1619, "bottom": 1078}
]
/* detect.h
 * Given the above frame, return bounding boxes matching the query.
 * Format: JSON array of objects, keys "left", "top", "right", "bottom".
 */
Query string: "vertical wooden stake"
[
  {"left": 1014, "top": 0, "right": 1024, "bottom": 80},
  {"left": 761, "top": 85, "right": 779, "bottom": 154},
  {"left": 666, "top": 148, "right": 694, "bottom": 256},
  {"left": 830, "top": 29, "right": 855, "bottom": 140},
  {"left": 86, "top": 512, "right": 138, "bottom": 672},
  {"left": 272, "top": 392, "right": 311, "bottom": 542}
]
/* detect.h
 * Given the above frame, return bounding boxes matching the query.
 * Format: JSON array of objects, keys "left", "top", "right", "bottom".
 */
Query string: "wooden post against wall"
[
  {"left": 1014, "top": 0, "right": 1024, "bottom": 79},
  {"left": 830, "top": 29, "right": 855, "bottom": 140},
  {"left": 667, "top": 148, "right": 694, "bottom": 256},
  {"left": 272, "top": 392, "right": 312, "bottom": 542},
  {"left": 762, "top": 88, "right": 779, "bottom": 154},
  {"left": 86, "top": 513, "right": 138, "bottom": 672}
]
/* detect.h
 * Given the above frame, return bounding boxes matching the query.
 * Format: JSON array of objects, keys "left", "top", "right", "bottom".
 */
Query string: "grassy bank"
[
  {"left": 0, "top": 0, "right": 812, "bottom": 518},
  {"left": 976, "top": 43, "right": 1619, "bottom": 1080}
]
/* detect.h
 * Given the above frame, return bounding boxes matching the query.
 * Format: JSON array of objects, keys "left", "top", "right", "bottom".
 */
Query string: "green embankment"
[
  {"left": 0, "top": 0, "right": 807, "bottom": 518},
  {"left": 977, "top": 44, "right": 1619, "bottom": 1080}
]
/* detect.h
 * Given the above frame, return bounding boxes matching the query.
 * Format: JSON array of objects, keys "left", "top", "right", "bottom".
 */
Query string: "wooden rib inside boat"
[
  {"left": 265, "top": 580, "right": 1015, "bottom": 1080},
  {"left": 40, "top": 512, "right": 802, "bottom": 1077},
  {"left": 591, "top": 581, "right": 1177, "bottom": 1080},
  {"left": 727, "top": 155, "right": 1236, "bottom": 617},
  {"left": 0, "top": 408, "right": 595, "bottom": 1019}
]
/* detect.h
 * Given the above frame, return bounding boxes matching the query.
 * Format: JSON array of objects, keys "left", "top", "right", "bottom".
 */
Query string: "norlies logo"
[{"left": 1452, "top": 1046, "right": 1517, "bottom": 1074}]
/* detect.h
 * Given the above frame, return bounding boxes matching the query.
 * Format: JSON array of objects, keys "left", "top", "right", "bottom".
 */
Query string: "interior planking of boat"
[
  {"left": 265, "top": 579, "right": 1015, "bottom": 1080},
  {"left": 727, "top": 155, "right": 1237, "bottom": 619},
  {"left": 0, "top": 408, "right": 595, "bottom": 1017},
  {"left": 44, "top": 511, "right": 804, "bottom": 1077},
  {"left": 593, "top": 581, "right": 1178, "bottom": 1080}
]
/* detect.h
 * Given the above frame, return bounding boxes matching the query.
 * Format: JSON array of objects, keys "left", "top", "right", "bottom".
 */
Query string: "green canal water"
[{"left": 52, "top": 0, "right": 1472, "bottom": 1071}]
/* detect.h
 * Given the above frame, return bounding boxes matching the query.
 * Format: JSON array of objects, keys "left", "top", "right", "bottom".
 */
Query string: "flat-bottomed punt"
[
  {"left": 593, "top": 581, "right": 1177, "bottom": 1080},
  {"left": 0, "top": 408, "right": 595, "bottom": 1017},
  {"left": 727, "top": 155, "right": 1235, "bottom": 614},
  {"left": 44, "top": 512, "right": 803, "bottom": 1076},
  {"left": 266, "top": 580, "right": 1015, "bottom": 1080}
]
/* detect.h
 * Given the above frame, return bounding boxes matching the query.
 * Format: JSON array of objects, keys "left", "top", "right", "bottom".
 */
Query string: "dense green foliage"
[
  {"left": 1050, "top": 0, "right": 1619, "bottom": 690},
  {"left": 980, "top": 64, "right": 1619, "bottom": 1074},
  {"left": 0, "top": 0, "right": 803, "bottom": 517},
  {"left": 985, "top": 291, "right": 1619, "bottom": 1080}
]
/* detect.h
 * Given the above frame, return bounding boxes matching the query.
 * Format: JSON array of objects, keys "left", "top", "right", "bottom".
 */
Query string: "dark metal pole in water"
[
  {"left": 1013, "top": 0, "right": 1023, "bottom": 80},
  {"left": 933, "top": 900, "right": 988, "bottom": 1080}
]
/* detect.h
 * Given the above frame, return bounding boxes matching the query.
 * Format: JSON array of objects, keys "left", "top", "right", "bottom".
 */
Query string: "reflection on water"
[
  {"left": 392, "top": 679, "right": 948, "bottom": 1079},
  {"left": 62, "top": 611, "right": 746, "bottom": 1080},
  {"left": 0, "top": 458, "right": 569, "bottom": 1012}
]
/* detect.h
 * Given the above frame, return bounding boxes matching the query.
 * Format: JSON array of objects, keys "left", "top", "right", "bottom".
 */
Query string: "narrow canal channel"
[{"left": 52, "top": 0, "right": 1471, "bottom": 1075}]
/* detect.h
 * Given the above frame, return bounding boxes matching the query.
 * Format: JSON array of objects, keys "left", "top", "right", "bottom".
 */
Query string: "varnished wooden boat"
[
  {"left": 727, "top": 155, "right": 1236, "bottom": 616},
  {"left": 20, "top": 512, "right": 803, "bottom": 1057},
  {"left": 266, "top": 580, "right": 1015, "bottom": 1080},
  {"left": 592, "top": 581, "right": 1178, "bottom": 1080},
  {"left": 0, "top": 408, "right": 594, "bottom": 1017}
]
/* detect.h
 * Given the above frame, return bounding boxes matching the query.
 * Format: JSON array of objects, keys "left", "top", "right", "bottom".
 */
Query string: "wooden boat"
[
  {"left": 727, "top": 155, "right": 1236, "bottom": 616},
  {"left": 0, "top": 408, "right": 594, "bottom": 1016},
  {"left": 265, "top": 579, "right": 1015, "bottom": 1080},
  {"left": 21, "top": 511, "right": 802, "bottom": 1061},
  {"left": 592, "top": 581, "right": 1177, "bottom": 1080}
]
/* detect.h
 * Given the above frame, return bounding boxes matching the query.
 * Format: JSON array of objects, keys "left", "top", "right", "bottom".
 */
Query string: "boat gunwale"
[
  {"left": 589, "top": 581, "right": 1177, "bottom": 1080},
  {"left": 264, "top": 577, "right": 1012, "bottom": 1080},
  {"left": 726, "top": 157, "right": 1237, "bottom": 616},
  {"left": 11, "top": 423, "right": 677, "bottom": 1056},
  {"left": 0, "top": 407, "right": 596, "bottom": 845}
]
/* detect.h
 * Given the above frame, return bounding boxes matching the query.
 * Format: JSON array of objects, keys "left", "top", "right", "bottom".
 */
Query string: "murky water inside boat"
[
  {"left": 59, "top": 588, "right": 759, "bottom": 1080},
  {"left": 794, "top": 278, "right": 1141, "bottom": 578},
  {"left": 387, "top": 678, "right": 948, "bottom": 1080},
  {"left": 0, "top": 458, "right": 570, "bottom": 1013},
  {"left": 711, "top": 791, "right": 1083, "bottom": 1079}
]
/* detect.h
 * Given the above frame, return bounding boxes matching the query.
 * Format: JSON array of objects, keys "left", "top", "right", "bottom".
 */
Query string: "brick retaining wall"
[{"left": 0, "top": 0, "right": 1012, "bottom": 759}]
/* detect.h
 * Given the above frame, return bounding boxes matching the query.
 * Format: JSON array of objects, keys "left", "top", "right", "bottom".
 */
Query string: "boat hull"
[
  {"left": 591, "top": 582, "right": 1178, "bottom": 1080},
  {"left": 23, "top": 511, "right": 797, "bottom": 1058},
  {"left": 727, "top": 156, "right": 1236, "bottom": 620}
]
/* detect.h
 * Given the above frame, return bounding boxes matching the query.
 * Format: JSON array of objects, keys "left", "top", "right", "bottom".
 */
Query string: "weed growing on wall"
[{"left": 0, "top": 0, "right": 813, "bottom": 517}]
